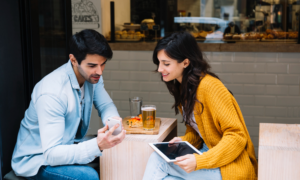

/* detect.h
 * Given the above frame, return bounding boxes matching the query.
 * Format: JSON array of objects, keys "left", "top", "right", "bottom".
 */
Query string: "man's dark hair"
[{"left": 69, "top": 29, "right": 113, "bottom": 64}]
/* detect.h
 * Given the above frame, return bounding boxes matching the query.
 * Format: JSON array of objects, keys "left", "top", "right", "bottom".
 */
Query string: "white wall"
[{"left": 88, "top": 50, "right": 300, "bottom": 157}]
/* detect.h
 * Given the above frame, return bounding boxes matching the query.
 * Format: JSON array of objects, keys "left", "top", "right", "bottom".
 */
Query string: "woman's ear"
[{"left": 183, "top": 58, "right": 190, "bottom": 68}]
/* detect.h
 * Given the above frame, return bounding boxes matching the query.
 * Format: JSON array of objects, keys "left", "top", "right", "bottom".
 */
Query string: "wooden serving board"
[{"left": 122, "top": 116, "right": 161, "bottom": 135}]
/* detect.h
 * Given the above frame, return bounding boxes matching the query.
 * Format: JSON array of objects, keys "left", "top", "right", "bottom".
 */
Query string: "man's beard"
[{"left": 78, "top": 65, "right": 101, "bottom": 84}]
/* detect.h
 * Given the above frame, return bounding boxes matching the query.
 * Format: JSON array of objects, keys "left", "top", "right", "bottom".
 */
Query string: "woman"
[{"left": 142, "top": 32, "right": 258, "bottom": 180}]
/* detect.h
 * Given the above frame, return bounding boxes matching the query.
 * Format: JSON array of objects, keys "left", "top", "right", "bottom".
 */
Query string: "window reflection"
[
  {"left": 39, "top": 0, "right": 68, "bottom": 77},
  {"left": 108, "top": 0, "right": 299, "bottom": 43}
]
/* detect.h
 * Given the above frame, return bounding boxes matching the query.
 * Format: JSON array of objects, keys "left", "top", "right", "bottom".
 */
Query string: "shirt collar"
[{"left": 66, "top": 60, "right": 80, "bottom": 90}]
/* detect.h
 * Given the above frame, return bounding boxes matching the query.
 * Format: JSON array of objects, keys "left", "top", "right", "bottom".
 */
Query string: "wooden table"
[
  {"left": 100, "top": 117, "right": 177, "bottom": 180},
  {"left": 258, "top": 123, "right": 300, "bottom": 180}
]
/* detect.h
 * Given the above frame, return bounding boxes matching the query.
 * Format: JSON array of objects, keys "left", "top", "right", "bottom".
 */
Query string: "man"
[
  {"left": 11, "top": 29, "right": 126, "bottom": 179},
  {"left": 223, "top": 21, "right": 241, "bottom": 36}
]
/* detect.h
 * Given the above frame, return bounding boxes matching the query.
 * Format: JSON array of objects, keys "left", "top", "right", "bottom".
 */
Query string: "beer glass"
[
  {"left": 129, "top": 97, "right": 143, "bottom": 118},
  {"left": 141, "top": 105, "right": 156, "bottom": 131}
]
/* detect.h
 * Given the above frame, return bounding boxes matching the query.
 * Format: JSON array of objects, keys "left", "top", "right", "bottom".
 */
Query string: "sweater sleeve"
[
  {"left": 180, "top": 125, "right": 203, "bottom": 149},
  {"left": 194, "top": 80, "right": 247, "bottom": 170},
  {"left": 178, "top": 106, "right": 203, "bottom": 149}
]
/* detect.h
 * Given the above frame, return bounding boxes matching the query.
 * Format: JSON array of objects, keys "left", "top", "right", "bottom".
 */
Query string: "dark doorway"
[{"left": 0, "top": 0, "right": 72, "bottom": 177}]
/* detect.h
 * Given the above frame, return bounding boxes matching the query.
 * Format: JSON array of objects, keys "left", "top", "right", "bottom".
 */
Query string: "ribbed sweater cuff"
[
  {"left": 179, "top": 136, "right": 186, "bottom": 141},
  {"left": 194, "top": 153, "right": 209, "bottom": 170}
]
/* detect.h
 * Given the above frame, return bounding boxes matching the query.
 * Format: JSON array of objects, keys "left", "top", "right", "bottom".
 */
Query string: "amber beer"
[{"left": 141, "top": 105, "right": 156, "bottom": 131}]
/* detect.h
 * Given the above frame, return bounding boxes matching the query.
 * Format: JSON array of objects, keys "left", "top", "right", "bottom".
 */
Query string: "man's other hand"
[{"left": 97, "top": 124, "right": 126, "bottom": 151}]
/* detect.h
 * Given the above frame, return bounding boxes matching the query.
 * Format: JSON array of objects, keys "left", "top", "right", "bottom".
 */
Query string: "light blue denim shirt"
[{"left": 11, "top": 60, "right": 119, "bottom": 177}]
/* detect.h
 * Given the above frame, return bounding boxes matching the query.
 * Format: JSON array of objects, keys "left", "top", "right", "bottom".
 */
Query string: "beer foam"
[{"left": 141, "top": 107, "right": 156, "bottom": 111}]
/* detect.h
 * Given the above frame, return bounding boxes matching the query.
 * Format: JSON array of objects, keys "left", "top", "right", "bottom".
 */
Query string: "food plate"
[{"left": 122, "top": 116, "right": 161, "bottom": 135}]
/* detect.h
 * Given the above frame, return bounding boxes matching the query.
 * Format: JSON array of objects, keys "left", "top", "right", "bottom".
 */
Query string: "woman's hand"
[
  {"left": 169, "top": 137, "right": 182, "bottom": 144},
  {"left": 174, "top": 154, "right": 197, "bottom": 173}
]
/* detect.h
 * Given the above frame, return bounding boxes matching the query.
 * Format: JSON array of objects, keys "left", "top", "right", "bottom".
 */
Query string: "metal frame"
[
  {"left": 64, "top": 0, "right": 72, "bottom": 58},
  {"left": 0, "top": 127, "right": 2, "bottom": 180},
  {"left": 298, "top": 11, "right": 300, "bottom": 44},
  {"left": 110, "top": 1, "right": 115, "bottom": 42}
]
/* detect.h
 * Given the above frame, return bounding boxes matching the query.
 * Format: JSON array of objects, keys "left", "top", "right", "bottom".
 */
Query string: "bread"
[
  {"left": 198, "top": 31, "right": 208, "bottom": 39},
  {"left": 277, "top": 32, "right": 288, "bottom": 39},
  {"left": 128, "top": 30, "right": 135, "bottom": 34},
  {"left": 224, "top": 33, "right": 233, "bottom": 39},
  {"left": 190, "top": 32, "right": 198, "bottom": 38},
  {"left": 288, "top": 32, "right": 298, "bottom": 39},
  {"left": 141, "top": 19, "right": 154, "bottom": 23},
  {"left": 266, "top": 29, "right": 272, "bottom": 34},
  {"left": 245, "top": 33, "right": 251, "bottom": 39},
  {"left": 240, "top": 33, "right": 246, "bottom": 40},
  {"left": 267, "top": 34, "right": 274, "bottom": 39},
  {"left": 272, "top": 31, "right": 279, "bottom": 38},
  {"left": 249, "top": 33, "right": 257, "bottom": 39},
  {"left": 232, "top": 34, "right": 241, "bottom": 40},
  {"left": 256, "top": 33, "right": 264, "bottom": 39},
  {"left": 115, "top": 31, "right": 123, "bottom": 35}
]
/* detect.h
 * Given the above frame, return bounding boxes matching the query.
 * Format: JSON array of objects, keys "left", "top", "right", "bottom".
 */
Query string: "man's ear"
[
  {"left": 69, "top": 54, "right": 78, "bottom": 66},
  {"left": 183, "top": 58, "right": 190, "bottom": 68}
]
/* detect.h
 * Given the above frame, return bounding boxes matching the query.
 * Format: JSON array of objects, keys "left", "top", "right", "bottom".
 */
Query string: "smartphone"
[{"left": 106, "top": 118, "right": 122, "bottom": 135}]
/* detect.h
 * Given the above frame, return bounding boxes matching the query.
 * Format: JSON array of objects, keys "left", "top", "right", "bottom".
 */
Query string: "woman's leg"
[
  {"left": 143, "top": 143, "right": 222, "bottom": 180},
  {"left": 26, "top": 165, "right": 99, "bottom": 180},
  {"left": 143, "top": 152, "right": 171, "bottom": 180}
]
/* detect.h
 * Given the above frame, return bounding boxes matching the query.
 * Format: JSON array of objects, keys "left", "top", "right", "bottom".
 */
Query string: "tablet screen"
[{"left": 153, "top": 142, "right": 199, "bottom": 160}]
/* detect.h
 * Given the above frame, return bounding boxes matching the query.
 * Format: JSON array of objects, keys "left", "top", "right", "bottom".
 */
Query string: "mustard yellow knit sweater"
[{"left": 179, "top": 74, "right": 258, "bottom": 180}]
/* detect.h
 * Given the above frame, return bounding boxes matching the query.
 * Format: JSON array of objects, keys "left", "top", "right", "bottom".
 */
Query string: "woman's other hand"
[
  {"left": 174, "top": 154, "right": 197, "bottom": 173},
  {"left": 169, "top": 137, "right": 182, "bottom": 144}
]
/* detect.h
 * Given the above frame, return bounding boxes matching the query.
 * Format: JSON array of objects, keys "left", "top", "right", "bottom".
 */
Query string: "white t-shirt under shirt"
[
  {"left": 182, "top": 106, "right": 203, "bottom": 139},
  {"left": 80, "top": 85, "right": 84, "bottom": 105}
]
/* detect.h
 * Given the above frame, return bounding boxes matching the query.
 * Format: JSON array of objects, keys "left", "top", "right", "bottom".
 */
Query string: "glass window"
[
  {"left": 107, "top": 0, "right": 299, "bottom": 43},
  {"left": 39, "top": 0, "right": 69, "bottom": 77}
]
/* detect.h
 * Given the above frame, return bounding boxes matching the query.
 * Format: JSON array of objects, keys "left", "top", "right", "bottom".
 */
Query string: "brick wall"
[{"left": 88, "top": 50, "right": 300, "bottom": 156}]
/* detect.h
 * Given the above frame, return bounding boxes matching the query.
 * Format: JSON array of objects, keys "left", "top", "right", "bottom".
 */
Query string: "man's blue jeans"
[
  {"left": 143, "top": 143, "right": 222, "bottom": 180},
  {"left": 25, "top": 165, "right": 99, "bottom": 180}
]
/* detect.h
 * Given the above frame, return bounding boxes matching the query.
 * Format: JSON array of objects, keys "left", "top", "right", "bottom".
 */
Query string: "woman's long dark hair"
[{"left": 153, "top": 31, "right": 219, "bottom": 126}]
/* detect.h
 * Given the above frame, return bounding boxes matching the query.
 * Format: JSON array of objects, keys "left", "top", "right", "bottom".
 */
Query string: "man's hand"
[
  {"left": 106, "top": 116, "right": 124, "bottom": 130},
  {"left": 110, "top": 116, "right": 122, "bottom": 121},
  {"left": 174, "top": 154, "right": 197, "bottom": 173},
  {"left": 97, "top": 123, "right": 126, "bottom": 151}
]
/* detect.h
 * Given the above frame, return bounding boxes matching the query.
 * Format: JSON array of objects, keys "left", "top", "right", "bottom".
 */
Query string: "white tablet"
[{"left": 149, "top": 141, "right": 202, "bottom": 163}]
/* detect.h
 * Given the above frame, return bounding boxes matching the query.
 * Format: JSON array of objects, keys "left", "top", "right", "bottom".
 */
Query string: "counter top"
[{"left": 109, "top": 42, "right": 300, "bottom": 52}]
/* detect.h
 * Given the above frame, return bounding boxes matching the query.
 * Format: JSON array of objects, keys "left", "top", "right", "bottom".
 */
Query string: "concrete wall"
[{"left": 87, "top": 50, "right": 300, "bottom": 156}]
